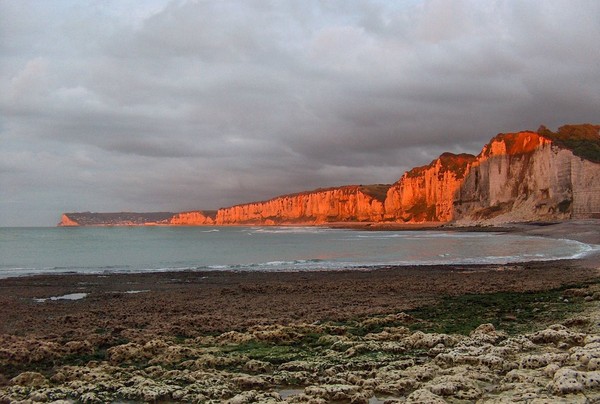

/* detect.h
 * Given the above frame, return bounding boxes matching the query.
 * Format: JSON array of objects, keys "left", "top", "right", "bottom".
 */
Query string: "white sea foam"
[
  {"left": 249, "top": 227, "right": 332, "bottom": 234},
  {"left": 353, "top": 231, "right": 501, "bottom": 240}
]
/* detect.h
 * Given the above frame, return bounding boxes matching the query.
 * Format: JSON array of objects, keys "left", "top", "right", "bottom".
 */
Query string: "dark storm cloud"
[{"left": 1, "top": 0, "right": 599, "bottom": 225}]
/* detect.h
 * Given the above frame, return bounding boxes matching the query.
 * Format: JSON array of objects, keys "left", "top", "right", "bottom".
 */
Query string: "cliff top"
[
  {"left": 176, "top": 210, "right": 218, "bottom": 219},
  {"left": 479, "top": 124, "right": 600, "bottom": 163},
  {"left": 538, "top": 124, "right": 600, "bottom": 163},
  {"left": 61, "top": 212, "right": 176, "bottom": 226},
  {"left": 404, "top": 152, "right": 476, "bottom": 180},
  {"left": 482, "top": 130, "right": 547, "bottom": 157},
  {"left": 359, "top": 184, "right": 391, "bottom": 203},
  {"left": 225, "top": 184, "right": 392, "bottom": 208}
]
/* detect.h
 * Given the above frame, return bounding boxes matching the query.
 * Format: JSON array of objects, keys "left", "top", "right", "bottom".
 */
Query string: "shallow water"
[
  {"left": 33, "top": 292, "right": 88, "bottom": 302},
  {"left": 0, "top": 226, "right": 597, "bottom": 278}
]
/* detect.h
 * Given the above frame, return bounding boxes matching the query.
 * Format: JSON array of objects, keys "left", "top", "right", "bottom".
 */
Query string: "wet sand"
[
  {"left": 0, "top": 220, "right": 598, "bottom": 341},
  {"left": 1, "top": 260, "right": 599, "bottom": 341}
]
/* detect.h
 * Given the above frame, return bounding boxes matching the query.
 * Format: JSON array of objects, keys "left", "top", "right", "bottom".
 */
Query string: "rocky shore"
[
  {"left": 4, "top": 299, "right": 600, "bottom": 403},
  {"left": 1, "top": 222, "right": 599, "bottom": 403}
]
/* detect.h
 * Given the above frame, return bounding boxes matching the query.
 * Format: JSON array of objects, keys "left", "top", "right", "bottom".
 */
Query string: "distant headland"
[{"left": 59, "top": 124, "right": 600, "bottom": 227}]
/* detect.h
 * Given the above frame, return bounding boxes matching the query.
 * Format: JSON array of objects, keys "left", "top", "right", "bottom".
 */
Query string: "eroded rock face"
[
  {"left": 384, "top": 153, "right": 476, "bottom": 222},
  {"left": 58, "top": 214, "right": 79, "bottom": 227},
  {"left": 215, "top": 185, "right": 390, "bottom": 225},
  {"left": 386, "top": 130, "right": 600, "bottom": 224},
  {"left": 455, "top": 132, "right": 580, "bottom": 224}
]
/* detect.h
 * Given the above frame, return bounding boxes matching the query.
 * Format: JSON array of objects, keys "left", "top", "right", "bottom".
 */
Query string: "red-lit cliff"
[
  {"left": 213, "top": 124, "right": 600, "bottom": 225},
  {"left": 168, "top": 211, "right": 216, "bottom": 225},
  {"left": 59, "top": 124, "right": 600, "bottom": 226},
  {"left": 215, "top": 185, "right": 389, "bottom": 225},
  {"left": 384, "top": 153, "right": 476, "bottom": 222}
]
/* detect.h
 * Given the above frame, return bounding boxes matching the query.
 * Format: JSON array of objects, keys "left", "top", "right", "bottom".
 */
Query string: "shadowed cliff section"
[
  {"left": 58, "top": 124, "right": 600, "bottom": 226},
  {"left": 59, "top": 211, "right": 216, "bottom": 226}
]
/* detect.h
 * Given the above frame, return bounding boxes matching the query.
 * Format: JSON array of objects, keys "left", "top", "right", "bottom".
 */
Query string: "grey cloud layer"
[{"left": 1, "top": 0, "right": 599, "bottom": 225}]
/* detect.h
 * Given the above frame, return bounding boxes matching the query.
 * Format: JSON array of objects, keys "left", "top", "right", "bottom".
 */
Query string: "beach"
[{"left": 1, "top": 221, "right": 599, "bottom": 403}]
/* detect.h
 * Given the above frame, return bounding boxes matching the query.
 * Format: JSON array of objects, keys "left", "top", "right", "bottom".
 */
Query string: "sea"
[{"left": 0, "top": 226, "right": 597, "bottom": 279}]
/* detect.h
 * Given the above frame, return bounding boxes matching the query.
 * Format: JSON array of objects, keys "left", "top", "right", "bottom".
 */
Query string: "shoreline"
[
  {"left": 1, "top": 220, "right": 599, "bottom": 402},
  {"left": 3, "top": 219, "right": 599, "bottom": 281}
]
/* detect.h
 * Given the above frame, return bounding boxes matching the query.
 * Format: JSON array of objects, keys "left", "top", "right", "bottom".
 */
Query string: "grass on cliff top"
[
  {"left": 359, "top": 184, "right": 391, "bottom": 203},
  {"left": 538, "top": 124, "right": 600, "bottom": 163}
]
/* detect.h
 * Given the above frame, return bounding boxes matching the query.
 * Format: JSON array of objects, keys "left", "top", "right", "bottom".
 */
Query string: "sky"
[{"left": 1, "top": 0, "right": 599, "bottom": 226}]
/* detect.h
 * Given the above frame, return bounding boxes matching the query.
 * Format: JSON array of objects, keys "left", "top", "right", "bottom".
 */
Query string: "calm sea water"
[{"left": 0, "top": 226, "right": 597, "bottom": 278}]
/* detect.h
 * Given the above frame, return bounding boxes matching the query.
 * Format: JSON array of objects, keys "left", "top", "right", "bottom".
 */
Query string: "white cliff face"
[
  {"left": 381, "top": 131, "right": 600, "bottom": 225},
  {"left": 571, "top": 157, "right": 600, "bottom": 219},
  {"left": 454, "top": 132, "right": 600, "bottom": 224}
]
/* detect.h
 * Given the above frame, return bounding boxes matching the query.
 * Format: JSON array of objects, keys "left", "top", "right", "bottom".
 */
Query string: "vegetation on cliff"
[
  {"left": 60, "top": 212, "right": 175, "bottom": 226},
  {"left": 60, "top": 211, "right": 217, "bottom": 226},
  {"left": 357, "top": 184, "right": 391, "bottom": 203},
  {"left": 405, "top": 153, "right": 475, "bottom": 180},
  {"left": 538, "top": 124, "right": 600, "bottom": 163}
]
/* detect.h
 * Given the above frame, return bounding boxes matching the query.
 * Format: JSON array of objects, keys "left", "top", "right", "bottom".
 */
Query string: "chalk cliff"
[
  {"left": 59, "top": 214, "right": 80, "bottom": 227},
  {"left": 454, "top": 131, "right": 566, "bottom": 223},
  {"left": 168, "top": 211, "right": 216, "bottom": 225},
  {"left": 384, "top": 126, "right": 600, "bottom": 224},
  {"left": 212, "top": 124, "right": 600, "bottom": 225},
  {"left": 58, "top": 124, "right": 600, "bottom": 226},
  {"left": 384, "top": 153, "right": 476, "bottom": 222},
  {"left": 453, "top": 126, "right": 600, "bottom": 224},
  {"left": 215, "top": 185, "right": 390, "bottom": 225}
]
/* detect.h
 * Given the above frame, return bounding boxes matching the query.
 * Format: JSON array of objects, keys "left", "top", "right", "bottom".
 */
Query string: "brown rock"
[{"left": 10, "top": 371, "right": 48, "bottom": 387}]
